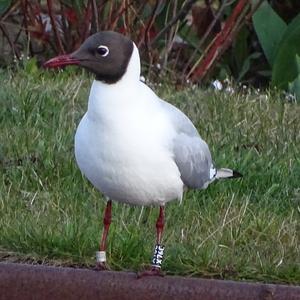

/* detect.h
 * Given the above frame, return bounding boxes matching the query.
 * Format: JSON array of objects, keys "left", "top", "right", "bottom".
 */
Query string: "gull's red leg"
[
  {"left": 138, "top": 206, "right": 165, "bottom": 277},
  {"left": 95, "top": 200, "right": 112, "bottom": 270},
  {"left": 156, "top": 206, "right": 165, "bottom": 244}
]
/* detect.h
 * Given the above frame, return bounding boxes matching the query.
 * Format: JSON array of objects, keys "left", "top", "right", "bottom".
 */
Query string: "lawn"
[{"left": 0, "top": 67, "right": 299, "bottom": 284}]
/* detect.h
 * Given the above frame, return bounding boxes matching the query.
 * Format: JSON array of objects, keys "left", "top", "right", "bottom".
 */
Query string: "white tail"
[{"left": 216, "top": 168, "right": 242, "bottom": 179}]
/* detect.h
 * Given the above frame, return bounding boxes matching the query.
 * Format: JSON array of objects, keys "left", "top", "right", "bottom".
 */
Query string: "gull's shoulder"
[{"left": 158, "top": 98, "right": 199, "bottom": 137}]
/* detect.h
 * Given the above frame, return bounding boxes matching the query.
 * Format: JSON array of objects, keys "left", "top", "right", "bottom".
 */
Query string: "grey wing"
[{"left": 159, "top": 99, "right": 214, "bottom": 189}]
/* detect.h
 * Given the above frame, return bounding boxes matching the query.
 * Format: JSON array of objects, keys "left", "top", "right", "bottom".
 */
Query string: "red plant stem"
[
  {"left": 124, "top": 0, "right": 130, "bottom": 34},
  {"left": 20, "top": 0, "right": 34, "bottom": 56},
  {"left": 110, "top": 0, "right": 126, "bottom": 31},
  {"left": 144, "top": 0, "right": 161, "bottom": 51},
  {"left": 182, "top": 0, "right": 228, "bottom": 78},
  {"left": 0, "top": 23, "right": 20, "bottom": 59},
  {"left": 190, "top": 0, "right": 250, "bottom": 81},
  {"left": 81, "top": 0, "right": 93, "bottom": 43},
  {"left": 107, "top": 1, "right": 114, "bottom": 30},
  {"left": 92, "top": 0, "right": 99, "bottom": 32},
  {"left": 150, "top": 0, "right": 198, "bottom": 46},
  {"left": 47, "top": 0, "right": 64, "bottom": 54},
  {"left": 102, "top": 0, "right": 134, "bottom": 33},
  {"left": 0, "top": 0, "right": 20, "bottom": 22}
]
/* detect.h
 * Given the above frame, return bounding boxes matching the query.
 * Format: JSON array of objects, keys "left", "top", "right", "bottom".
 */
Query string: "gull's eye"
[{"left": 96, "top": 45, "right": 109, "bottom": 57}]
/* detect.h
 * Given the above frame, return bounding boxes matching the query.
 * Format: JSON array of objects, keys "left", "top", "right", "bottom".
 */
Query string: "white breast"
[{"left": 74, "top": 79, "right": 183, "bottom": 206}]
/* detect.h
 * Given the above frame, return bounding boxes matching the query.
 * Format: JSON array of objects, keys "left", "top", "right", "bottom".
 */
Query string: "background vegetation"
[
  {"left": 0, "top": 67, "right": 299, "bottom": 283},
  {"left": 0, "top": 0, "right": 300, "bottom": 95}
]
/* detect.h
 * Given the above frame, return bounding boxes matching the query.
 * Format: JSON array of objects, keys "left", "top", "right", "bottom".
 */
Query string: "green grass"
[{"left": 0, "top": 67, "right": 299, "bottom": 284}]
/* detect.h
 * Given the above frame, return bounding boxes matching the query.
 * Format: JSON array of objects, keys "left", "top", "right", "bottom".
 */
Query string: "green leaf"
[
  {"left": 287, "top": 54, "right": 300, "bottom": 101},
  {"left": 233, "top": 26, "right": 249, "bottom": 71},
  {"left": 252, "top": 1, "right": 287, "bottom": 66},
  {"left": 295, "top": 54, "right": 300, "bottom": 74},
  {"left": 24, "top": 57, "right": 39, "bottom": 75},
  {"left": 237, "top": 52, "right": 261, "bottom": 81},
  {"left": 178, "top": 23, "right": 200, "bottom": 50},
  {"left": 288, "top": 75, "right": 300, "bottom": 101},
  {"left": 272, "top": 13, "right": 300, "bottom": 89},
  {"left": 257, "top": 70, "right": 272, "bottom": 77},
  {"left": 0, "top": 0, "right": 11, "bottom": 16}
]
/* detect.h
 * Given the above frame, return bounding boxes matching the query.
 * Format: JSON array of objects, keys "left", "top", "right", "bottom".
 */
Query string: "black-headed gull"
[{"left": 44, "top": 31, "right": 242, "bottom": 276}]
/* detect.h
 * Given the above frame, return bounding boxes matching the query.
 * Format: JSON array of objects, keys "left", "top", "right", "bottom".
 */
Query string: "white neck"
[{"left": 122, "top": 43, "right": 140, "bottom": 83}]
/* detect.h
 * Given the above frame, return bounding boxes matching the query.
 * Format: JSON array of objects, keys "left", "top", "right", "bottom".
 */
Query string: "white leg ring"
[{"left": 96, "top": 251, "right": 106, "bottom": 263}]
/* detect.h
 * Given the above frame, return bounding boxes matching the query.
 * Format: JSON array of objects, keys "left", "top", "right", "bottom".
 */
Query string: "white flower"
[
  {"left": 225, "top": 86, "right": 234, "bottom": 94},
  {"left": 212, "top": 80, "right": 223, "bottom": 91}
]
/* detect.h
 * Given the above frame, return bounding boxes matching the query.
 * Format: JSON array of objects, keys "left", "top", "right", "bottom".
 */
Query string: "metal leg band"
[{"left": 96, "top": 251, "right": 106, "bottom": 263}]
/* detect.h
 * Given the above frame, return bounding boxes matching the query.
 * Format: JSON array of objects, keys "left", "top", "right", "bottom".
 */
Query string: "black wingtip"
[{"left": 232, "top": 170, "right": 243, "bottom": 178}]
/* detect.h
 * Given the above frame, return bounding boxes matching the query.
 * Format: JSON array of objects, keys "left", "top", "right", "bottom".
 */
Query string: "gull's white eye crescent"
[{"left": 97, "top": 45, "right": 109, "bottom": 57}]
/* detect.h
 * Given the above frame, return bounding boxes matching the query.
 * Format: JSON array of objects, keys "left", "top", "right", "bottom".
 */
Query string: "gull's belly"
[{"left": 74, "top": 114, "right": 183, "bottom": 206}]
